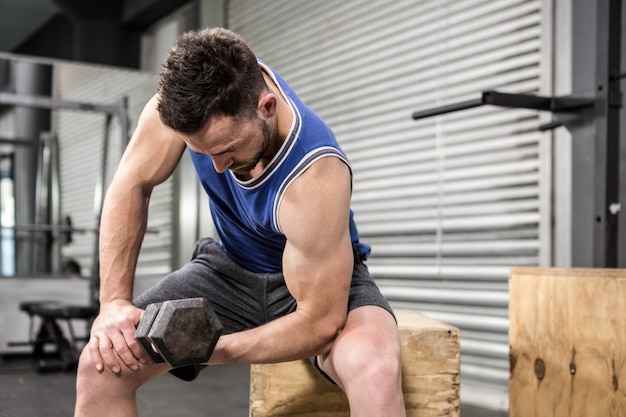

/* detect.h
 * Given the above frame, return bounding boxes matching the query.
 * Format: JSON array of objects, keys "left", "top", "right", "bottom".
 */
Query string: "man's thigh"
[
  {"left": 133, "top": 237, "right": 289, "bottom": 334},
  {"left": 347, "top": 262, "right": 395, "bottom": 317}
]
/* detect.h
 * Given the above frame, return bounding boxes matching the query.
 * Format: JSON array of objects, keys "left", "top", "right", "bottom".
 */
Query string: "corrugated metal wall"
[
  {"left": 53, "top": 63, "right": 165, "bottom": 283},
  {"left": 229, "top": 0, "right": 549, "bottom": 407}
]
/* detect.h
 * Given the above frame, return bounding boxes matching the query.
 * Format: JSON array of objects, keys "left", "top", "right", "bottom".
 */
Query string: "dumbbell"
[{"left": 134, "top": 297, "right": 223, "bottom": 368}]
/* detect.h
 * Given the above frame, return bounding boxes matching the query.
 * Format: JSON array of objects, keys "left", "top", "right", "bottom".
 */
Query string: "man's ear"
[{"left": 258, "top": 93, "right": 278, "bottom": 118}]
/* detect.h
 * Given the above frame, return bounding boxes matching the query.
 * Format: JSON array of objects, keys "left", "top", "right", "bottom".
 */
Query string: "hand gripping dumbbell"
[{"left": 134, "top": 297, "right": 223, "bottom": 368}]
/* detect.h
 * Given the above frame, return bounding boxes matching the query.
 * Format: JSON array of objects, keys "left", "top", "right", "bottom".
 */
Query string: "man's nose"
[{"left": 211, "top": 156, "right": 233, "bottom": 173}]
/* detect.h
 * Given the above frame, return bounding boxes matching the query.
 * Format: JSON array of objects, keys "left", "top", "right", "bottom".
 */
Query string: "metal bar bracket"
[{"left": 412, "top": 90, "right": 595, "bottom": 131}]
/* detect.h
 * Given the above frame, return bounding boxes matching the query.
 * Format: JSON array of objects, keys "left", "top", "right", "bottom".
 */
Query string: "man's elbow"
[{"left": 314, "top": 311, "right": 347, "bottom": 354}]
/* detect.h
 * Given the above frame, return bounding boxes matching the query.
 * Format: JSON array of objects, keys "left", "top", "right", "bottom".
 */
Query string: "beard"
[{"left": 231, "top": 119, "right": 272, "bottom": 179}]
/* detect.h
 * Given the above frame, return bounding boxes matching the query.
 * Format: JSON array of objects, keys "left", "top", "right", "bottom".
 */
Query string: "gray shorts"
[{"left": 134, "top": 237, "right": 393, "bottom": 381}]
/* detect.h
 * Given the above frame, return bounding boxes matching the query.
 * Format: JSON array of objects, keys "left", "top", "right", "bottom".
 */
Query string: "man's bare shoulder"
[
  {"left": 116, "top": 95, "right": 187, "bottom": 186},
  {"left": 287, "top": 156, "right": 351, "bottom": 199},
  {"left": 278, "top": 155, "right": 352, "bottom": 241}
]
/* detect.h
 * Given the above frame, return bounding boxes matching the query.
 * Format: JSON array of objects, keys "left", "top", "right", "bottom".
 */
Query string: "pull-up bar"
[
  {"left": 411, "top": 90, "right": 595, "bottom": 128},
  {"left": 0, "top": 92, "right": 129, "bottom": 147}
]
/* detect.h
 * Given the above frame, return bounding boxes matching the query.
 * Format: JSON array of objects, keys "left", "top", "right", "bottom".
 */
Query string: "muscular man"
[{"left": 74, "top": 27, "right": 405, "bottom": 417}]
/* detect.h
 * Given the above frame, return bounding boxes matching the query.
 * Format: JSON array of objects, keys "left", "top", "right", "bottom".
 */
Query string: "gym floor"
[{"left": 0, "top": 354, "right": 507, "bottom": 417}]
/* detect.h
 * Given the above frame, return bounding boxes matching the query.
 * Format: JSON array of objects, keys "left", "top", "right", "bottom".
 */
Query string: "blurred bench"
[{"left": 15, "top": 301, "right": 98, "bottom": 372}]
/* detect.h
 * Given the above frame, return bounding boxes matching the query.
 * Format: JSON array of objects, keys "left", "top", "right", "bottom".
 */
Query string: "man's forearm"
[
  {"left": 209, "top": 307, "right": 345, "bottom": 365},
  {"left": 97, "top": 183, "right": 150, "bottom": 304}
]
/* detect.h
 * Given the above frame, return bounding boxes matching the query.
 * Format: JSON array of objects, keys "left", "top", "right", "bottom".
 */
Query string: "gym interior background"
[{"left": 0, "top": 0, "right": 623, "bottom": 413}]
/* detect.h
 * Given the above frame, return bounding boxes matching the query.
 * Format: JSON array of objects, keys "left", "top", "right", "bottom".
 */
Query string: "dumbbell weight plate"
[
  {"left": 135, "top": 302, "right": 165, "bottom": 363},
  {"left": 145, "top": 298, "right": 223, "bottom": 368}
]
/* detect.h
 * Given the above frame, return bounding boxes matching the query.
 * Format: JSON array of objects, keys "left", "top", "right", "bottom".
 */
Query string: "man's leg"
[
  {"left": 74, "top": 347, "right": 170, "bottom": 417},
  {"left": 75, "top": 238, "right": 267, "bottom": 416},
  {"left": 318, "top": 305, "right": 406, "bottom": 417}
]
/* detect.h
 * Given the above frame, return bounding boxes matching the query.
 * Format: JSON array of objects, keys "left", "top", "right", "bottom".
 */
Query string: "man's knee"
[
  {"left": 323, "top": 309, "right": 403, "bottom": 386},
  {"left": 341, "top": 336, "right": 401, "bottom": 382},
  {"left": 75, "top": 348, "right": 98, "bottom": 391},
  {"left": 75, "top": 348, "right": 123, "bottom": 397},
  {"left": 75, "top": 346, "right": 163, "bottom": 397}
]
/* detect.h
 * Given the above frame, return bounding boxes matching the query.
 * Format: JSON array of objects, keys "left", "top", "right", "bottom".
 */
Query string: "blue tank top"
[{"left": 189, "top": 62, "right": 370, "bottom": 273}]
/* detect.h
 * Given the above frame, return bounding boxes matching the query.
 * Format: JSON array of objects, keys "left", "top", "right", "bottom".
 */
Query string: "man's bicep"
[
  {"left": 279, "top": 157, "right": 354, "bottom": 312},
  {"left": 281, "top": 237, "right": 352, "bottom": 309}
]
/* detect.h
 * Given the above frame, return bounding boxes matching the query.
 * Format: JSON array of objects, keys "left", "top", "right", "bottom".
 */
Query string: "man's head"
[{"left": 157, "top": 27, "right": 267, "bottom": 134}]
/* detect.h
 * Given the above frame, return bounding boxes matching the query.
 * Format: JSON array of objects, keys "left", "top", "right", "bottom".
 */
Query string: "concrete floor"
[
  {"left": 0, "top": 354, "right": 506, "bottom": 417},
  {"left": 0, "top": 356, "right": 249, "bottom": 417}
]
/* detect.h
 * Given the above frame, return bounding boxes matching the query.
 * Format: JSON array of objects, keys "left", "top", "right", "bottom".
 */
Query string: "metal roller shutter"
[
  {"left": 53, "top": 63, "right": 164, "bottom": 283},
  {"left": 230, "top": 0, "right": 549, "bottom": 408}
]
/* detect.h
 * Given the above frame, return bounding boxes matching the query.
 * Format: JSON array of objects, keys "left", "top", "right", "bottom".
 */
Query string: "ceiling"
[
  {"left": 0, "top": 0, "right": 190, "bottom": 68},
  {"left": 0, "top": 0, "right": 60, "bottom": 52}
]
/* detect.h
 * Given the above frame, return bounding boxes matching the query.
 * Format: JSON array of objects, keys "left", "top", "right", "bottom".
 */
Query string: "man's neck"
[{"left": 262, "top": 72, "right": 293, "bottom": 145}]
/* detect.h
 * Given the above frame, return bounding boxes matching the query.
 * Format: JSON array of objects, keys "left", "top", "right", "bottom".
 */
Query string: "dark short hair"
[{"left": 157, "top": 27, "right": 266, "bottom": 133}]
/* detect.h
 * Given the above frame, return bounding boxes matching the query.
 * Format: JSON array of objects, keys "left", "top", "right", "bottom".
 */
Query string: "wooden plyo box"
[
  {"left": 249, "top": 311, "right": 460, "bottom": 417},
  {"left": 509, "top": 267, "right": 626, "bottom": 417}
]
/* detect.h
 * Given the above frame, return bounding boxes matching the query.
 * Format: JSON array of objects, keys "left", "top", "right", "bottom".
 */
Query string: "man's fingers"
[
  {"left": 122, "top": 326, "right": 149, "bottom": 365},
  {"left": 88, "top": 334, "right": 122, "bottom": 374},
  {"left": 107, "top": 330, "right": 142, "bottom": 372},
  {"left": 99, "top": 334, "right": 122, "bottom": 374},
  {"left": 87, "top": 336, "right": 104, "bottom": 372}
]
